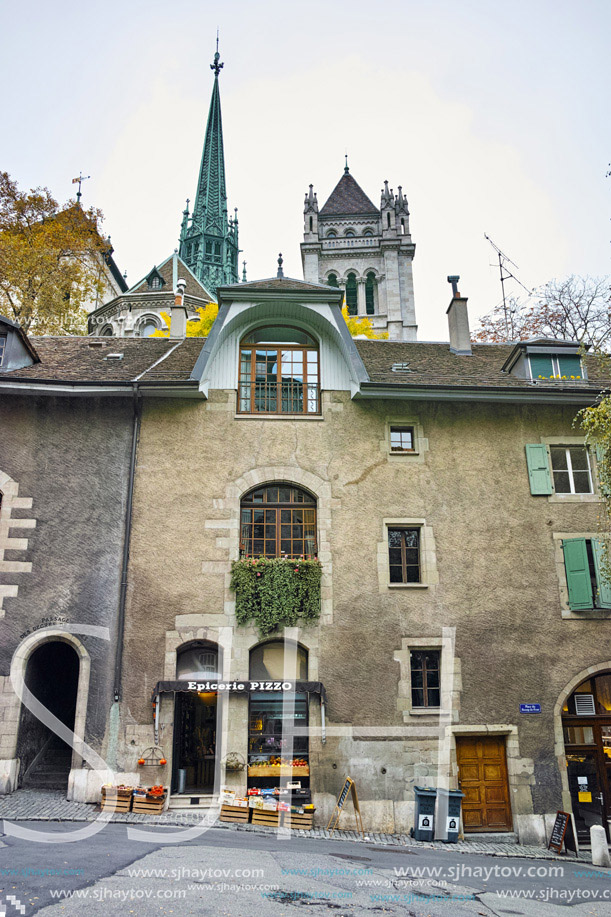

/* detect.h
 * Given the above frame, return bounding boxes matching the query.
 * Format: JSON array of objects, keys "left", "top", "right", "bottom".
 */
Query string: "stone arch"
[{"left": 11, "top": 629, "right": 91, "bottom": 770}]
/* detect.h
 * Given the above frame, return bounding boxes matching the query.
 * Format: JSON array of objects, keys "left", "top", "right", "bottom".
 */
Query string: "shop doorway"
[
  {"left": 456, "top": 735, "right": 513, "bottom": 832},
  {"left": 562, "top": 672, "right": 611, "bottom": 842},
  {"left": 172, "top": 642, "right": 221, "bottom": 795},
  {"left": 17, "top": 641, "right": 79, "bottom": 790}
]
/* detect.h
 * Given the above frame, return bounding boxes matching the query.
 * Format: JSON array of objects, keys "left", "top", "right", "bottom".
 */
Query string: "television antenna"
[{"left": 484, "top": 233, "right": 531, "bottom": 338}]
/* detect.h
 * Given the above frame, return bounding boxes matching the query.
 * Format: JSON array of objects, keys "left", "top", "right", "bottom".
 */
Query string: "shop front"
[
  {"left": 562, "top": 671, "right": 611, "bottom": 842},
  {"left": 154, "top": 639, "right": 325, "bottom": 813}
]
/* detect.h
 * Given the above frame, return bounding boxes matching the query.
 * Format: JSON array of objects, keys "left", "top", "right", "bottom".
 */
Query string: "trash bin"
[
  {"left": 437, "top": 787, "right": 464, "bottom": 843},
  {"left": 413, "top": 786, "right": 436, "bottom": 841}
]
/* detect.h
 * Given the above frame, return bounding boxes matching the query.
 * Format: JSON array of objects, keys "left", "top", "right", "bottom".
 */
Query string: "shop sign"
[
  {"left": 519, "top": 703, "right": 541, "bottom": 714},
  {"left": 186, "top": 680, "right": 294, "bottom": 692}
]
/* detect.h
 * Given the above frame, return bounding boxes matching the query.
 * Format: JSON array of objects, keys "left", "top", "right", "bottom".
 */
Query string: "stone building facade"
[
  {"left": 1, "top": 283, "right": 611, "bottom": 846},
  {"left": 301, "top": 164, "right": 417, "bottom": 341}
]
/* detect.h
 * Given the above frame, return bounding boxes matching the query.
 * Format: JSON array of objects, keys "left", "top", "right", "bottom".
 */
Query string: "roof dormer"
[
  {"left": 0, "top": 316, "right": 39, "bottom": 373},
  {"left": 502, "top": 338, "right": 587, "bottom": 382}
]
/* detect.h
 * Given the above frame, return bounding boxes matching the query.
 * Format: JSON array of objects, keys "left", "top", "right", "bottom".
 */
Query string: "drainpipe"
[{"left": 114, "top": 383, "right": 142, "bottom": 701}]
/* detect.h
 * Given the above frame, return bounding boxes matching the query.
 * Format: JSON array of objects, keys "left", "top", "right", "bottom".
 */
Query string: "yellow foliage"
[
  {"left": 341, "top": 305, "right": 388, "bottom": 339},
  {"left": 150, "top": 302, "right": 219, "bottom": 338}
]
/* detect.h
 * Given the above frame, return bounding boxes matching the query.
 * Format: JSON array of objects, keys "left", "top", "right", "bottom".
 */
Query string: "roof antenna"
[
  {"left": 344, "top": 152, "right": 349, "bottom": 174},
  {"left": 484, "top": 234, "right": 531, "bottom": 338}
]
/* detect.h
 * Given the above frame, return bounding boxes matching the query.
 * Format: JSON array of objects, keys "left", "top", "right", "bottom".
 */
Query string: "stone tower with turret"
[{"left": 300, "top": 163, "right": 417, "bottom": 340}]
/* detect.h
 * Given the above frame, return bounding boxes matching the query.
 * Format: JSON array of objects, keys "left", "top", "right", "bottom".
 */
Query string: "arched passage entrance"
[
  {"left": 561, "top": 670, "right": 611, "bottom": 842},
  {"left": 16, "top": 641, "right": 79, "bottom": 790}
]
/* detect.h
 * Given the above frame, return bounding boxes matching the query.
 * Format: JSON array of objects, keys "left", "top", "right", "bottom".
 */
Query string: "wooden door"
[{"left": 456, "top": 736, "right": 513, "bottom": 832}]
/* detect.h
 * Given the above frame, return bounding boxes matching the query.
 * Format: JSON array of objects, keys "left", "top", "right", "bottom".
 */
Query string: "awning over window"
[{"left": 152, "top": 680, "right": 326, "bottom": 702}]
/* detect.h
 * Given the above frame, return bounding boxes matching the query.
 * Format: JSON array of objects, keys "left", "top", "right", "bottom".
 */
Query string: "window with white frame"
[{"left": 550, "top": 447, "right": 593, "bottom": 494}]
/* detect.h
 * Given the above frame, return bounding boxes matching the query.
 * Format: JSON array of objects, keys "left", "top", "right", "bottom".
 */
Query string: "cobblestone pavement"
[{"left": 0, "top": 788, "right": 591, "bottom": 862}]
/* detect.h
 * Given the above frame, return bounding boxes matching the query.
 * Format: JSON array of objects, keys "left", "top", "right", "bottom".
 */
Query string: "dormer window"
[
  {"left": 529, "top": 353, "right": 583, "bottom": 381},
  {"left": 146, "top": 268, "right": 165, "bottom": 291},
  {"left": 238, "top": 326, "right": 320, "bottom": 415}
]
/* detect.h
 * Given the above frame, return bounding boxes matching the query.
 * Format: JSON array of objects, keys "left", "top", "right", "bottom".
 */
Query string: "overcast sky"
[{"left": 3, "top": 0, "right": 610, "bottom": 339}]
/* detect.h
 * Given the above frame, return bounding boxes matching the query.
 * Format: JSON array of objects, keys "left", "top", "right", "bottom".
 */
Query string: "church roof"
[
  {"left": 128, "top": 254, "right": 214, "bottom": 300},
  {"left": 319, "top": 172, "right": 379, "bottom": 218}
]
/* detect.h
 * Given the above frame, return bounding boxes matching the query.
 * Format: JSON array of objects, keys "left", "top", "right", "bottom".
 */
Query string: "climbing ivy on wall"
[{"left": 230, "top": 557, "right": 322, "bottom": 637}]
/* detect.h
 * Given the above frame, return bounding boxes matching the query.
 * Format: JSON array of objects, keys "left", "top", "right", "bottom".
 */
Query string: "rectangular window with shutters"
[
  {"left": 562, "top": 538, "right": 611, "bottom": 610},
  {"left": 526, "top": 443, "right": 595, "bottom": 497},
  {"left": 529, "top": 353, "right": 584, "bottom": 381}
]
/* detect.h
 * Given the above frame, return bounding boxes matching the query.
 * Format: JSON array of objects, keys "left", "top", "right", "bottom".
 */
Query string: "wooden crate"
[
  {"left": 251, "top": 808, "right": 280, "bottom": 827},
  {"left": 219, "top": 804, "right": 250, "bottom": 824},
  {"left": 280, "top": 811, "right": 314, "bottom": 830},
  {"left": 132, "top": 795, "right": 166, "bottom": 814},
  {"left": 100, "top": 788, "right": 132, "bottom": 813},
  {"left": 247, "top": 765, "right": 310, "bottom": 777}
]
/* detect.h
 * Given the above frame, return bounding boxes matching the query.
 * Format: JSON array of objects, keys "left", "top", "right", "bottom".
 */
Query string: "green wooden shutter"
[
  {"left": 596, "top": 443, "right": 605, "bottom": 464},
  {"left": 525, "top": 444, "right": 552, "bottom": 495},
  {"left": 563, "top": 539, "right": 593, "bottom": 610},
  {"left": 529, "top": 355, "right": 554, "bottom": 379},
  {"left": 558, "top": 355, "right": 582, "bottom": 378},
  {"left": 592, "top": 540, "right": 611, "bottom": 608}
]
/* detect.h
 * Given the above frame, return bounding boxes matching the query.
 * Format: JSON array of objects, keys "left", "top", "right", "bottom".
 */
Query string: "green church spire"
[{"left": 179, "top": 41, "right": 239, "bottom": 296}]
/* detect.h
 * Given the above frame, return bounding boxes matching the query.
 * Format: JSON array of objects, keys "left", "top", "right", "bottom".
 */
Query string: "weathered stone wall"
[
  {"left": 0, "top": 395, "right": 133, "bottom": 791},
  {"left": 119, "top": 389, "right": 608, "bottom": 835}
]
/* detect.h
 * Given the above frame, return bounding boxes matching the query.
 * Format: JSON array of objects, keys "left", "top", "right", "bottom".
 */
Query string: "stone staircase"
[
  {"left": 168, "top": 793, "right": 218, "bottom": 811},
  {"left": 22, "top": 739, "right": 72, "bottom": 790}
]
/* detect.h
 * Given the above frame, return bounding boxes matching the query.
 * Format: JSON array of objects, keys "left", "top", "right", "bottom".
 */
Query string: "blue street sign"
[{"left": 520, "top": 703, "right": 542, "bottom": 714}]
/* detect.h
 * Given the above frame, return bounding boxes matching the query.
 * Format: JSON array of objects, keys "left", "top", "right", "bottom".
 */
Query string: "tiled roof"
[
  {"left": 355, "top": 341, "right": 609, "bottom": 391},
  {"left": 1, "top": 337, "right": 205, "bottom": 384},
  {"left": 129, "top": 255, "right": 213, "bottom": 300},
  {"left": 219, "top": 277, "right": 338, "bottom": 294},
  {"left": 319, "top": 173, "right": 379, "bottom": 217}
]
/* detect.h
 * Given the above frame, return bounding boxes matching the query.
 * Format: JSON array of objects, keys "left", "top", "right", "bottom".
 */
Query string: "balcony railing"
[{"left": 238, "top": 380, "right": 320, "bottom": 415}]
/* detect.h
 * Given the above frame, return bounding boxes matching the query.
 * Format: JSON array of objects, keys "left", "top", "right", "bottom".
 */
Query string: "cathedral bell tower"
[
  {"left": 178, "top": 42, "right": 240, "bottom": 296},
  {"left": 300, "top": 163, "right": 417, "bottom": 341}
]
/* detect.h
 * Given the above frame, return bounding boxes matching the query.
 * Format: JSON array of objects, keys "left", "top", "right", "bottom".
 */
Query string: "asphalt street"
[{"left": 1, "top": 821, "right": 611, "bottom": 916}]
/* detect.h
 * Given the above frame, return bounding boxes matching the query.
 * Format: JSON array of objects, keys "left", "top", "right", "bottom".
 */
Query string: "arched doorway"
[
  {"left": 17, "top": 641, "right": 79, "bottom": 790},
  {"left": 172, "top": 641, "right": 222, "bottom": 794},
  {"left": 562, "top": 671, "right": 611, "bottom": 841}
]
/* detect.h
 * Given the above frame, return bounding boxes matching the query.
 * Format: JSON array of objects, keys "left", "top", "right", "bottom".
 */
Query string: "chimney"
[
  {"left": 170, "top": 278, "right": 188, "bottom": 339},
  {"left": 446, "top": 275, "right": 472, "bottom": 355}
]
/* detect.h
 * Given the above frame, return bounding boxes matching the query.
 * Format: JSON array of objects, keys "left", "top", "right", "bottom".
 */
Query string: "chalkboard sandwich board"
[
  {"left": 327, "top": 776, "right": 365, "bottom": 837},
  {"left": 548, "top": 810, "right": 577, "bottom": 854}
]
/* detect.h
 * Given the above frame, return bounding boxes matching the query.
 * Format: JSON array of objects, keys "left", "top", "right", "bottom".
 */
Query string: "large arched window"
[
  {"left": 327, "top": 273, "right": 338, "bottom": 288},
  {"left": 240, "top": 483, "right": 317, "bottom": 558},
  {"left": 345, "top": 273, "right": 358, "bottom": 316},
  {"left": 365, "top": 272, "right": 376, "bottom": 315},
  {"left": 239, "top": 326, "right": 319, "bottom": 415}
]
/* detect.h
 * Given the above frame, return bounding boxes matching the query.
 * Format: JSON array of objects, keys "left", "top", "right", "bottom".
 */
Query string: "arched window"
[
  {"left": 309, "top": 217, "right": 313, "bottom": 232},
  {"left": 345, "top": 229, "right": 355, "bottom": 238},
  {"left": 239, "top": 326, "right": 319, "bottom": 415},
  {"left": 327, "top": 273, "right": 338, "bottom": 287},
  {"left": 240, "top": 483, "right": 317, "bottom": 558},
  {"left": 365, "top": 272, "right": 376, "bottom": 315},
  {"left": 248, "top": 641, "right": 309, "bottom": 783},
  {"left": 326, "top": 230, "right": 336, "bottom": 238},
  {"left": 139, "top": 318, "right": 158, "bottom": 337},
  {"left": 345, "top": 273, "right": 358, "bottom": 316},
  {"left": 400, "top": 218, "right": 406, "bottom": 235},
  {"left": 176, "top": 641, "right": 222, "bottom": 680},
  {"left": 101, "top": 325, "right": 114, "bottom": 336},
  {"left": 387, "top": 212, "right": 391, "bottom": 229},
  {"left": 148, "top": 276, "right": 162, "bottom": 291},
  {"left": 363, "top": 229, "right": 373, "bottom": 237}
]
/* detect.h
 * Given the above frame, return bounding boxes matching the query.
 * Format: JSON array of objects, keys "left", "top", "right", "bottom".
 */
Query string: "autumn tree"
[
  {"left": 341, "top": 305, "right": 388, "bottom": 339},
  {"left": 0, "top": 171, "right": 111, "bottom": 334},
  {"left": 151, "top": 302, "right": 219, "bottom": 338},
  {"left": 474, "top": 276, "right": 611, "bottom": 349}
]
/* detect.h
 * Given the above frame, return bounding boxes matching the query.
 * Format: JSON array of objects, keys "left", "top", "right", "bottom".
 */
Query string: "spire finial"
[
  {"left": 277, "top": 253, "right": 284, "bottom": 278},
  {"left": 242, "top": 260, "right": 247, "bottom": 283},
  {"left": 344, "top": 153, "right": 349, "bottom": 174},
  {"left": 211, "top": 31, "right": 223, "bottom": 76}
]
